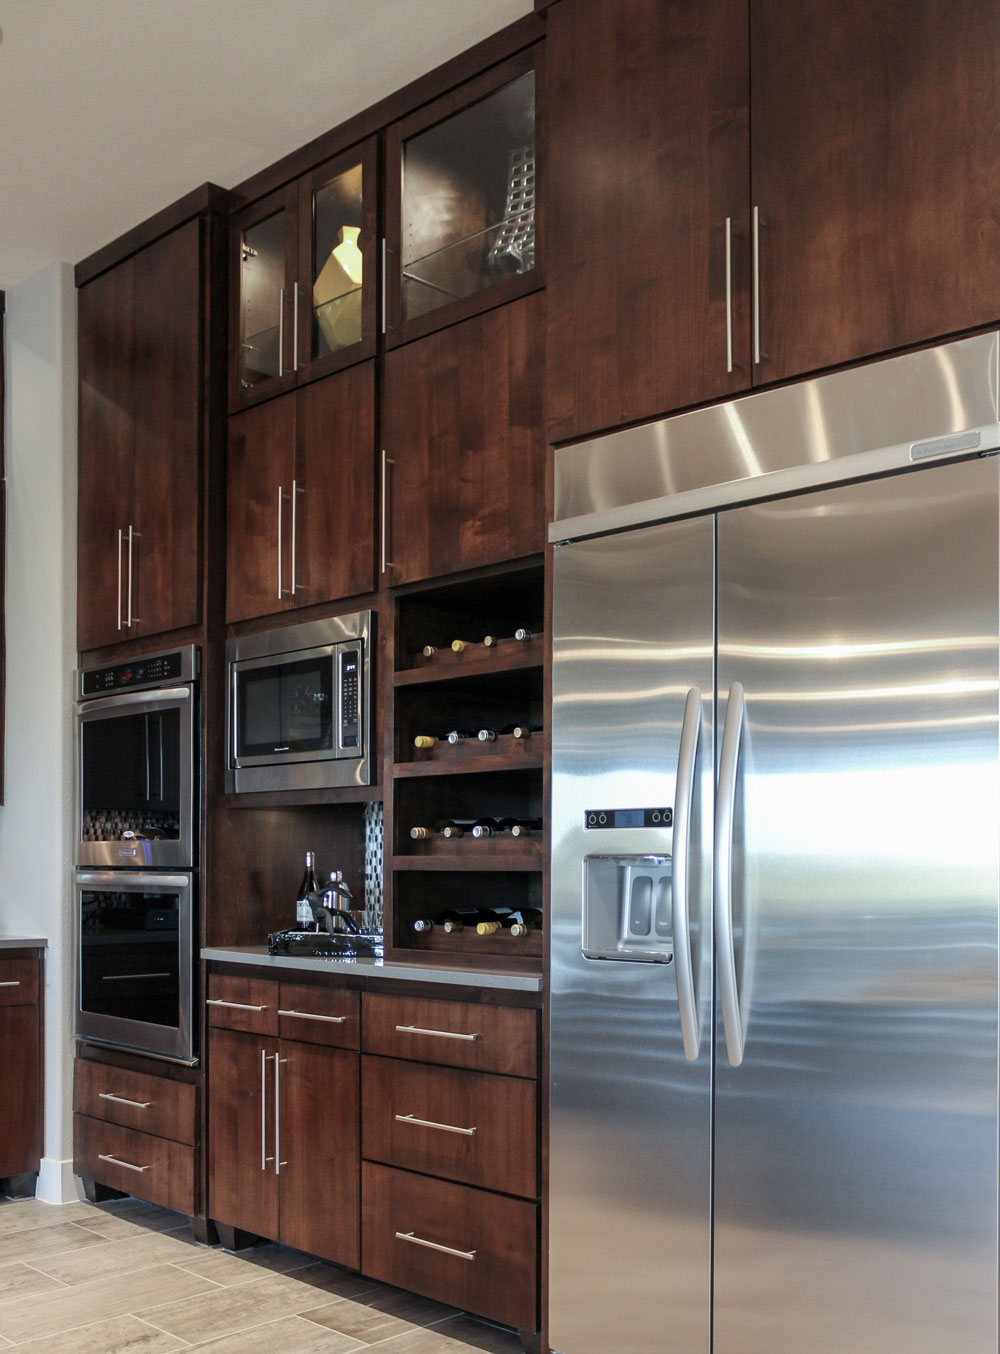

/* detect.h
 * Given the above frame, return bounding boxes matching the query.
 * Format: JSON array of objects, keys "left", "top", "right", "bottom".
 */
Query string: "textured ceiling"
[{"left": 0, "top": 0, "right": 532, "bottom": 289}]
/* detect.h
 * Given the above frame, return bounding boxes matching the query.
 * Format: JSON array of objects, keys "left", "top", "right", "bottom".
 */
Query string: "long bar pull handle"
[
  {"left": 278, "top": 287, "right": 285, "bottom": 378},
  {"left": 381, "top": 238, "right": 387, "bottom": 335},
  {"left": 290, "top": 480, "right": 302, "bottom": 596},
  {"left": 98, "top": 1153, "right": 149, "bottom": 1174},
  {"left": 0, "top": 981, "right": 20, "bottom": 988},
  {"left": 126, "top": 525, "right": 135, "bottom": 627},
  {"left": 277, "top": 484, "right": 284, "bottom": 601},
  {"left": 117, "top": 528, "right": 124, "bottom": 631},
  {"left": 99, "top": 1092, "right": 152, "bottom": 1109},
  {"left": 672, "top": 686, "right": 702, "bottom": 1062},
  {"left": 715, "top": 680, "right": 746, "bottom": 1067},
  {"left": 275, "top": 1055, "right": 286, "bottom": 1173},
  {"left": 206, "top": 999, "right": 268, "bottom": 1013},
  {"left": 395, "top": 1231, "right": 476, "bottom": 1262},
  {"left": 259, "top": 1049, "right": 275, "bottom": 1170},
  {"left": 724, "top": 217, "right": 734, "bottom": 375},
  {"left": 277, "top": 1009, "right": 347, "bottom": 1024},
  {"left": 752, "top": 206, "right": 762, "bottom": 367},
  {"left": 394, "top": 1024, "right": 477, "bottom": 1042},
  {"left": 381, "top": 449, "right": 394, "bottom": 574},
  {"left": 395, "top": 1113, "right": 477, "bottom": 1137},
  {"left": 292, "top": 283, "right": 300, "bottom": 372}
]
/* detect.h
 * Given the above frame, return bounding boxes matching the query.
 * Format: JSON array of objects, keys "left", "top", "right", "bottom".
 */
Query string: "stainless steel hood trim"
[{"left": 550, "top": 332, "right": 1000, "bottom": 542}]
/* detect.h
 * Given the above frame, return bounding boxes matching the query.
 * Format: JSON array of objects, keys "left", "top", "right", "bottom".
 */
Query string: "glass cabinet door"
[
  {"left": 386, "top": 51, "right": 539, "bottom": 342},
  {"left": 232, "top": 185, "right": 297, "bottom": 407},
  {"left": 298, "top": 139, "right": 377, "bottom": 377}
]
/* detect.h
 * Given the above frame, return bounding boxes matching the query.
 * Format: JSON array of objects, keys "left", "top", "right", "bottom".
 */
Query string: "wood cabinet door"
[
  {"left": 226, "top": 393, "right": 296, "bottom": 623},
  {"left": 751, "top": 0, "right": 1000, "bottom": 384},
  {"left": 78, "top": 256, "right": 136, "bottom": 652},
  {"left": 278, "top": 1040, "right": 359, "bottom": 1267},
  {"left": 384, "top": 294, "right": 546, "bottom": 585},
  {"left": 206, "top": 1026, "right": 279, "bottom": 1239},
  {"left": 130, "top": 219, "right": 203, "bottom": 640},
  {"left": 545, "top": 0, "right": 750, "bottom": 443},
  {"left": 294, "top": 363, "right": 376, "bottom": 607},
  {"left": 0, "top": 1002, "right": 40, "bottom": 1177},
  {"left": 229, "top": 184, "right": 298, "bottom": 413}
]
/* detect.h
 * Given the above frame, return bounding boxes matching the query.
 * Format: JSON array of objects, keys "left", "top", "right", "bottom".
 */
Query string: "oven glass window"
[
  {"left": 237, "top": 656, "right": 334, "bottom": 758},
  {"left": 81, "top": 709, "right": 181, "bottom": 841},
  {"left": 79, "top": 888, "right": 180, "bottom": 1030}
]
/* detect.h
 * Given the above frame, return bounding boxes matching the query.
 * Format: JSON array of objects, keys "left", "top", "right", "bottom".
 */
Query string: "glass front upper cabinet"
[
  {"left": 386, "top": 51, "right": 539, "bottom": 344},
  {"left": 230, "top": 140, "right": 376, "bottom": 411}
]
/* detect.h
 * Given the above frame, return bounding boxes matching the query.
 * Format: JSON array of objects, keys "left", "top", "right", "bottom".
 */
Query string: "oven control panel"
[{"left": 80, "top": 646, "right": 198, "bottom": 697}]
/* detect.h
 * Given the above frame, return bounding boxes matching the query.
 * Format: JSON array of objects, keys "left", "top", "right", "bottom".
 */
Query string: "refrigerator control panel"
[{"left": 585, "top": 807, "right": 673, "bottom": 829}]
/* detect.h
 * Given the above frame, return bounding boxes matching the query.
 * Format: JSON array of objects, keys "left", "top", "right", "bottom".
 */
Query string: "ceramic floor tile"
[
  {"left": 29, "top": 1226, "right": 202, "bottom": 1285},
  {"left": 136, "top": 1272, "right": 350, "bottom": 1345},
  {"left": 70, "top": 1202, "right": 191, "bottom": 1241},
  {"left": 354, "top": 1315, "right": 524, "bottom": 1354},
  {"left": 171, "top": 1241, "right": 317, "bottom": 1286},
  {"left": 10, "top": 1314, "right": 189, "bottom": 1354},
  {"left": 301, "top": 1287, "right": 458, "bottom": 1344},
  {"left": 0, "top": 1222, "right": 108, "bottom": 1268},
  {"left": 0, "top": 1263, "right": 220, "bottom": 1344},
  {"left": 0, "top": 1261, "right": 69, "bottom": 1305},
  {"left": 185, "top": 1314, "right": 366, "bottom": 1354},
  {"left": 0, "top": 1200, "right": 95, "bottom": 1236}
]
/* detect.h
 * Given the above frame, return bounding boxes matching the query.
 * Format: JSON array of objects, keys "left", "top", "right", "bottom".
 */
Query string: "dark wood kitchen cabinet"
[
  {"left": 230, "top": 140, "right": 377, "bottom": 412},
  {"left": 226, "top": 361, "right": 376, "bottom": 623},
  {"left": 546, "top": 0, "right": 1000, "bottom": 442},
  {"left": 206, "top": 975, "right": 360, "bottom": 1267},
  {"left": 382, "top": 293, "right": 546, "bottom": 585},
  {"left": 0, "top": 953, "right": 42, "bottom": 1196},
  {"left": 77, "top": 218, "right": 203, "bottom": 653}
]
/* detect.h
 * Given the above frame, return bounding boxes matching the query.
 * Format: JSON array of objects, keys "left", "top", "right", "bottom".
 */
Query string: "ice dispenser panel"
[{"left": 583, "top": 855, "right": 674, "bottom": 962}]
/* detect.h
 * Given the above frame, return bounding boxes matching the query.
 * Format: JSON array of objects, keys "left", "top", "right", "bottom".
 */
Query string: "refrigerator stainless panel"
[
  {"left": 551, "top": 330, "right": 1000, "bottom": 542},
  {"left": 713, "top": 457, "right": 999, "bottom": 1354},
  {"left": 549, "top": 515, "right": 715, "bottom": 1354}
]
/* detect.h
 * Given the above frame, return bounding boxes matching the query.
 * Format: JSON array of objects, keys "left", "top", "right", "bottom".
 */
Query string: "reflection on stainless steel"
[
  {"left": 551, "top": 330, "right": 1000, "bottom": 540},
  {"left": 550, "top": 357, "right": 999, "bottom": 1354}
]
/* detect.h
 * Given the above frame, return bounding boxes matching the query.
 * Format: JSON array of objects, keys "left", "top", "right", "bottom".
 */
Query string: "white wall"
[{"left": 1, "top": 262, "right": 78, "bottom": 1203}]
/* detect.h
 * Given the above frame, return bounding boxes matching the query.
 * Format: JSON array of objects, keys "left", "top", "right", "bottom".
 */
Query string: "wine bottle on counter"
[{"left": 295, "top": 850, "right": 319, "bottom": 929}]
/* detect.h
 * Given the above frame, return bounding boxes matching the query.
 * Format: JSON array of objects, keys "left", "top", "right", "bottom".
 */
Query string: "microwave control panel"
[{"left": 339, "top": 645, "right": 361, "bottom": 750}]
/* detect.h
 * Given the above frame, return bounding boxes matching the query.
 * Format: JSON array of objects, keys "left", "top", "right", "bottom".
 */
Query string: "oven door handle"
[
  {"left": 75, "top": 871, "right": 192, "bottom": 891},
  {"left": 77, "top": 687, "right": 192, "bottom": 715}
]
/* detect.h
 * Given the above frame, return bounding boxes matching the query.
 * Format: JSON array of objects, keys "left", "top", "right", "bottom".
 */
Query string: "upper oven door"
[
  {"left": 77, "top": 687, "right": 196, "bottom": 869},
  {"left": 230, "top": 640, "right": 362, "bottom": 768}
]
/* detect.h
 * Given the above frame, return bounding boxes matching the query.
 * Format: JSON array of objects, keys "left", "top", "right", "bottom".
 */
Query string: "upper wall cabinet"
[
  {"left": 384, "top": 50, "right": 541, "bottom": 348},
  {"left": 230, "top": 140, "right": 377, "bottom": 412},
  {"left": 546, "top": 0, "right": 1000, "bottom": 443},
  {"left": 78, "top": 220, "right": 204, "bottom": 653}
]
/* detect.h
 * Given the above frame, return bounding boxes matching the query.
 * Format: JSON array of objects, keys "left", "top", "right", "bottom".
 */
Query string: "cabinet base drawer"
[
  {"left": 361, "top": 1161, "right": 538, "bottom": 1332},
  {"left": 74, "top": 1060, "right": 198, "bottom": 1145},
  {"left": 74, "top": 1115, "right": 198, "bottom": 1216}
]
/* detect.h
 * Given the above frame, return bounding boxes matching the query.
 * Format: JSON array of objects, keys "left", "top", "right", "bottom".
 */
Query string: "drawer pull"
[
  {"left": 395, "top": 1230, "right": 476, "bottom": 1262},
  {"left": 278, "top": 1009, "right": 347, "bottom": 1024},
  {"left": 103, "top": 972, "right": 171, "bottom": 982},
  {"left": 395, "top": 1113, "right": 477, "bottom": 1137},
  {"left": 394, "top": 1024, "right": 478, "bottom": 1043},
  {"left": 207, "top": 998, "right": 268, "bottom": 1012},
  {"left": 98, "top": 1092, "right": 152, "bottom": 1110},
  {"left": 98, "top": 1153, "right": 149, "bottom": 1174},
  {"left": 0, "top": 980, "right": 21, "bottom": 988}
]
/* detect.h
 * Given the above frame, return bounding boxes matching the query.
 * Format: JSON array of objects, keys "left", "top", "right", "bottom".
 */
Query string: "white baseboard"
[{"left": 34, "top": 1157, "right": 84, "bottom": 1205}]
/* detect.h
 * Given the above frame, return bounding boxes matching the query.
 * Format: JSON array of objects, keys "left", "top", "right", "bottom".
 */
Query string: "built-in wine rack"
[{"left": 386, "top": 564, "right": 546, "bottom": 967}]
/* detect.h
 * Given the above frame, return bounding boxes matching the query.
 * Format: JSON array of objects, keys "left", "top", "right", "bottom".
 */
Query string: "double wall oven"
[{"left": 74, "top": 646, "right": 199, "bottom": 1063}]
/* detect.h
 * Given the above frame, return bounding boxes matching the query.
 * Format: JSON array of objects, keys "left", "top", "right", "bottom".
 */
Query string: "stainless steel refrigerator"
[{"left": 549, "top": 333, "right": 1000, "bottom": 1354}]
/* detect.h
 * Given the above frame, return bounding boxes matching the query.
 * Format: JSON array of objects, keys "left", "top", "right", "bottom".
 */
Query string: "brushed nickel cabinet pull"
[
  {"left": 98, "top": 1092, "right": 152, "bottom": 1109},
  {"left": 724, "top": 216, "right": 733, "bottom": 374},
  {"left": 0, "top": 981, "right": 20, "bottom": 988},
  {"left": 395, "top": 1113, "right": 477, "bottom": 1137},
  {"left": 206, "top": 998, "right": 268, "bottom": 1012},
  {"left": 117, "top": 527, "right": 124, "bottom": 631},
  {"left": 278, "top": 1009, "right": 347, "bottom": 1024},
  {"left": 98, "top": 1153, "right": 149, "bottom": 1174},
  {"left": 395, "top": 1230, "right": 476, "bottom": 1262},
  {"left": 394, "top": 1024, "right": 477, "bottom": 1042},
  {"left": 752, "top": 205, "right": 762, "bottom": 366}
]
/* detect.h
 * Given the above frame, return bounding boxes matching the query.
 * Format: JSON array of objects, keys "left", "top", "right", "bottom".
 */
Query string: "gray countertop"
[
  {"left": 201, "top": 945, "right": 543, "bottom": 993},
  {"left": 0, "top": 935, "right": 47, "bottom": 949}
]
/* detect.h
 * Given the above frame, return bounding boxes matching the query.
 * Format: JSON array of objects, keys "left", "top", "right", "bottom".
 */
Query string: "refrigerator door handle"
[
  {"left": 672, "top": 686, "right": 702, "bottom": 1060},
  {"left": 716, "top": 680, "right": 746, "bottom": 1066}
]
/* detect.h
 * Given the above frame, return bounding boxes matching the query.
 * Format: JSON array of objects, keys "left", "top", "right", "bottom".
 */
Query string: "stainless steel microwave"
[{"left": 226, "top": 611, "right": 373, "bottom": 794}]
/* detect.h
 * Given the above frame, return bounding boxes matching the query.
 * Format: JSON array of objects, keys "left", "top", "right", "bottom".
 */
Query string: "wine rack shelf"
[
  {"left": 394, "top": 738, "right": 545, "bottom": 778},
  {"left": 395, "top": 633, "right": 544, "bottom": 684}
]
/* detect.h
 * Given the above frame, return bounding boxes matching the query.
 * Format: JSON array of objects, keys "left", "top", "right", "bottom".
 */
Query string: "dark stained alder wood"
[
  {"left": 276, "top": 983, "right": 360, "bottom": 1049},
  {"left": 295, "top": 363, "right": 376, "bottom": 605},
  {"left": 73, "top": 1115, "right": 198, "bottom": 1216},
  {"left": 544, "top": 0, "right": 751, "bottom": 443},
  {"left": 383, "top": 294, "right": 546, "bottom": 585},
  {"left": 751, "top": 0, "right": 1000, "bottom": 383},
  {"left": 225, "top": 393, "right": 296, "bottom": 623},
  {"left": 75, "top": 183, "right": 231, "bottom": 287},
  {"left": 361, "top": 1161, "right": 539, "bottom": 1332},
  {"left": 228, "top": 183, "right": 298, "bottom": 414},
  {"left": 0, "top": 1001, "right": 41, "bottom": 1178},
  {"left": 74, "top": 1058, "right": 199, "bottom": 1144},
  {"left": 206, "top": 1026, "right": 280, "bottom": 1239},
  {"left": 77, "top": 256, "right": 136, "bottom": 651},
  {"left": 130, "top": 219, "right": 202, "bottom": 639},
  {"left": 278, "top": 1040, "right": 360, "bottom": 1267},
  {"left": 361, "top": 993, "right": 539, "bottom": 1077}
]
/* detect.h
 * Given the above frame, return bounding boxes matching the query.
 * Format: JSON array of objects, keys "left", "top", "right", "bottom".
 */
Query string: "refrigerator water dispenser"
[{"left": 583, "top": 854, "right": 673, "bottom": 962}]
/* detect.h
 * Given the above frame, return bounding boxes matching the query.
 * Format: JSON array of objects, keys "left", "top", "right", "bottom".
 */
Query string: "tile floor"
[{"left": 0, "top": 1195, "right": 524, "bottom": 1354}]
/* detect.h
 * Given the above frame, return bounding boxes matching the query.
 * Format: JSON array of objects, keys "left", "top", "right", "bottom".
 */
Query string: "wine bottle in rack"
[
  {"left": 410, "top": 818, "right": 479, "bottom": 840},
  {"left": 476, "top": 723, "right": 543, "bottom": 742},
  {"left": 444, "top": 906, "right": 512, "bottom": 933},
  {"left": 451, "top": 638, "right": 476, "bottom": 653},
  {"left": 470, "top": 817, "right": 503, "bottom": 838},
  {"left": 477, "top": 907, "right": 543, "bottom": 936},
  {"left": 421, "top": 644, "right": 439, "bottom": 658},
  {"left": 508, "top": 817, "right": 543, "bottom": 838},
  {"left": 514, "top": 624, "right": 542, "bottom": 642},
  {"left": 413, "top": 734, "right": 438, "bottom": 749},
  {"left": 445, "top": 728, "right": 476, "bottom": 744},
  {"left": 413, "top": 917, "right": 435, "bottom": 933}
]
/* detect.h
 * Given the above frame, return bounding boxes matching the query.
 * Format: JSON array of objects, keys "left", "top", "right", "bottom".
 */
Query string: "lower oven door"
[{"left": 75, "top": 871, "right": 196, "bottom": 1064}]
